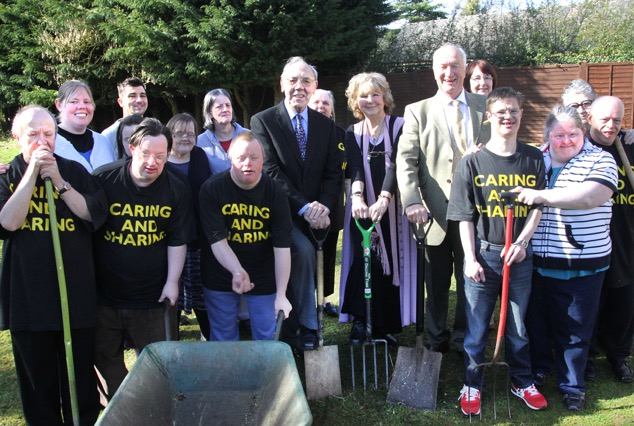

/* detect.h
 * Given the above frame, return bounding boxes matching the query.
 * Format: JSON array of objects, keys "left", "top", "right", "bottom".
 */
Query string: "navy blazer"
[{"left": 251, "top": 102, "right": 342, "bottom": 219}]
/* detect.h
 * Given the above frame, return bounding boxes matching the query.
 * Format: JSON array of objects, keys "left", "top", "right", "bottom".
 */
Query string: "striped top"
[{"left": 532, "top": 140, "right": 618, "bottom": 271}]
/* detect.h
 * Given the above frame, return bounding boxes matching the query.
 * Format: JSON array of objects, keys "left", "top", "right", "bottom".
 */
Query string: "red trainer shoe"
[
  {"left": 458, "top": 385, "right": 481, "bottom": 416},
  {"left": 511, "top": 384, "right": 548, "bottom": 410}
]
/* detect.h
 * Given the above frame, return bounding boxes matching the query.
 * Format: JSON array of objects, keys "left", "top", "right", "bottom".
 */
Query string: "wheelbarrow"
[{"left": 96, "top": 314, "right": 312, "bottom": 425}]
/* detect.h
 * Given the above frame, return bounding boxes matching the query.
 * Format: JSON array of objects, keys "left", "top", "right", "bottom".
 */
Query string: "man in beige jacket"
[{"left": 396, "top": 43, "right": 490, "bottom": 353}]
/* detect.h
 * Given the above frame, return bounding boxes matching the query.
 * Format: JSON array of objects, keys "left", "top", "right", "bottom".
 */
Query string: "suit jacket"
[
  {"left": 250, "top": 102, "right": 342, "bottom": 224},
  {"left": 396, "top": 91, "right": 490, "bottom": 246}
]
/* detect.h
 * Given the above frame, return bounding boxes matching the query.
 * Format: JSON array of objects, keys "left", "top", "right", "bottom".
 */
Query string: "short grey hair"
[
  {"left": 202, "top": 88, "right": 235, "bottom": 131},
  {"left": 281, "top": 56, "right": 318, "bottom": 81},
  {"left": 11, "top": 105, "right": 57, "bottom": 137},
  {"left": 433, "top": 43, "right": 467, "bottom": 66},
  {"left": 561, "top": 79, "right": 597, "bottom": 103},
  {"left": 311, "top": 89, "right": 336, "bottom": 121},
  {"left": 543, "top": 104, "right": 584, "bottom": 144}
]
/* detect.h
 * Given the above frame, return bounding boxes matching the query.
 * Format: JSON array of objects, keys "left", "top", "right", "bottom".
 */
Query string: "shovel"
[
  {"left": 44, "top": 179, "right": 80, "bottom": 426},
  {"left": 304, "top": 228, "right": 343, "bottom": 399},
  {"left": 387, "top": 216, "right": 442, "bottom": 410}
]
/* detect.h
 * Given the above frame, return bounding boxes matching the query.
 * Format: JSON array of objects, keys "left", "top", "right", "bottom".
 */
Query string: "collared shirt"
[
  {"left": 440, "top": 90, "right": 474, "bottom": 148},
  {"left": 284, "top": 102, "right": 309, "bottom": 137}
]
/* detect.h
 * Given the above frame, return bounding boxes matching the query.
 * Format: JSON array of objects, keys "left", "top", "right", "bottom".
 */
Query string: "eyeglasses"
[
  {"left": 173, "top": 132, "right": 195, "bottom": 139},
  {"left": 489, "top": 109, "right": 521, "bottom": 118},
  {"left": 140, "top": 151, "right": 167, "bottom": 163},
  {"left": 285, "top": 77, "right": 315, "bottom": 87},
  {"left": 470, "top": 75, "right": 493, "bottom": 82},
  {"left": 567, "top": 100, "right": 593, "bottom": 110}
]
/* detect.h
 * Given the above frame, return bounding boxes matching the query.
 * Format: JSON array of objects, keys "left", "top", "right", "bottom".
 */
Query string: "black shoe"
[
  {"left": 426, "top": 341, "right": 450, "bottom": 354},
  {"left": 585, "top": 358, "right": 596, "bottom": 381},
  {"left": 534, "top": 372, "right": 547, "bottom": 388},
  {"left": 349, "top": 320, "right": 365, "bottom": 345},
  {"left": 563, "top": 393, "right": 585, "bottom": 411},
  {"left": 324, "top": 303, "right": 338, "bottom": 317},
  {"left": 301, "top": 327, "right": 318, "bottom": 351},
  {"left": 611, "top": 360, "right": 634, "bottom": 383}
]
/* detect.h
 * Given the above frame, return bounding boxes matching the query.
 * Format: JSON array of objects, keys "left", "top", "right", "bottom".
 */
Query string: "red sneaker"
[
  {"left": 511, "top": 384, "right": 548, "bottom": 410},
  {"left": 458, "top": 385, "right": 481, "bottom": 416}
]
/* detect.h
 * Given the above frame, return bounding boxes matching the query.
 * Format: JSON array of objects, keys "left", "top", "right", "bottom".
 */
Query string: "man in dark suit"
[
  {"left": 396, "top": 43, "right": 490, "bottom": 356},
  {"left": 251, "top": 57, "right": 341, "bottom": 350}
]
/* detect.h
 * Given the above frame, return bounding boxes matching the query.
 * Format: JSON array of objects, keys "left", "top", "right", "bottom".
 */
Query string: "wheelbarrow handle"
[
  {"left": 274, "top": 310, "right": 285, "bottom": 341},
  {"left": 163, "top": 300, "right": 175, "bottom": 341}
]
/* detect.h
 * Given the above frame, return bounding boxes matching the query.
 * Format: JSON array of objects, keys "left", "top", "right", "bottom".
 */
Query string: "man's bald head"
[{"left": 588, "top": 96, "right": 624, "bottom": 146}]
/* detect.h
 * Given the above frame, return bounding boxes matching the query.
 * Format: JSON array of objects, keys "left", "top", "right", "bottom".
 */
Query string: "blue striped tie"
[{"left": 295, "top": 115, "right": 307, "bottom": 161}]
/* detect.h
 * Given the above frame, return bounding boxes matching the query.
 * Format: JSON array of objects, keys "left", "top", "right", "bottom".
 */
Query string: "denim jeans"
[
  {"left": 463, "top": 240, "right": 534, "bottom": 389},
  {"left": 204, "top": 289, "right": 277, "bottom": 341},
  {"left": 528, "top": 272, "right": 604, "bottom": 395}
]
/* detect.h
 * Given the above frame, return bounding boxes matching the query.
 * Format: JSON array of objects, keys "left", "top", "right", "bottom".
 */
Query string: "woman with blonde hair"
[{"left": 339, "top": 72, "right": 415, "bottom": 344}]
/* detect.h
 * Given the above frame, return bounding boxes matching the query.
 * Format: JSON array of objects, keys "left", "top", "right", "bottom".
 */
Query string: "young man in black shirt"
[
  {"left": 93, "top": 118, "right": 193, "bottom": 400},
  {"left": 199, "top": 131, "right": 292, "bottom": 341},
  {"left": 447, "top": 87, "right": 547, "bottom": 415},
  {"left": 0, "top": 106, "right": 107, "bottom": 424}
]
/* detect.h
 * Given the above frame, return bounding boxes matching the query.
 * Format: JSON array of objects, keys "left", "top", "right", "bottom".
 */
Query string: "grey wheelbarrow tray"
[{"left": 96, "top": 341, "right": 312, "bottom": 426}]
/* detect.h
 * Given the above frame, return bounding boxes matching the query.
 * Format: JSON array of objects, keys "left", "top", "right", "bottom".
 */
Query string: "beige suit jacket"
[{"left": 396, "top": 91, "right": 490, "bottom": 246}]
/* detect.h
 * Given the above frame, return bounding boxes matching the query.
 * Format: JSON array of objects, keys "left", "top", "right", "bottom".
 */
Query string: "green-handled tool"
[{"left": 45, "top": 178, "right": 80, "bottom": 426}]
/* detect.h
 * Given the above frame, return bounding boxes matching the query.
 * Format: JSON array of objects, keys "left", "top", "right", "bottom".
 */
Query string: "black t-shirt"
[
  {"left": 93, "top": 159, "right": 195, "bottom": 309},
  {"left": 447, "top": 143, "right": 546, "bottom": 245},
  {"left": 199, "top": 171, "right": 292, "bottom": 295},
  {"left": 589, "top": 134, "right": 634, "bottom": 288},
  {"left": 0, "top": 154, "right": 107, "bottom": 331}
]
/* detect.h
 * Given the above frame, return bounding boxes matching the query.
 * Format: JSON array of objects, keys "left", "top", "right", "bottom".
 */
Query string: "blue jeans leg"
[
  {"left": 290, "top": 225, "right": 317, "bottom": 330},
  {"left": 245, "top": 293, "right": 277, "bottom": 340},
  {"left": 542, "top": 272, "right": 604, "bottom": 395},
  {"left": 464, "top": 242, "right": 533, "bottom": 388},
  {"left": 204, "top": 289, "right": 240, "bottom": 341}
]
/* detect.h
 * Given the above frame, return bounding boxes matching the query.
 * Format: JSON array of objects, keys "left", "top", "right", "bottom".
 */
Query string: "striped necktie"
[
  {"left": 451, "top": 99, "right": 467, "bottom": 153},
  {"left": 295, "top": 114, "right": 307, "bottom": 161}
]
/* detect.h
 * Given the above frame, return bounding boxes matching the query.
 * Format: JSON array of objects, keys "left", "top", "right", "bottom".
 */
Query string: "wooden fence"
[{"left": 320, "top": 62, "right": 634, "bottom": 143}]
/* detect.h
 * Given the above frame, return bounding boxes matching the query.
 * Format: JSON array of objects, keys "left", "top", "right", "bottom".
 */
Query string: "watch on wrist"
[
  {"left": 56, "top": 181, "right": 71, "bottom": 196},
  {"left": 513, "top": 239, "right": 529, "bottom": 249}
]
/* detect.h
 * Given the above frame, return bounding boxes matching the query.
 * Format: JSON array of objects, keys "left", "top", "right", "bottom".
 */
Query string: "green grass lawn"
[{"left": 0, "top": 136, "right": 632, "bottom": 424}]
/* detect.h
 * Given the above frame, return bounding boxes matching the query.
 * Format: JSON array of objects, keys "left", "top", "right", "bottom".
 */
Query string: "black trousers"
[
  {"left": 598, "top": 283, "right": 634, "bottom": 364},
  {"left": 424, "top": 220, "right": 466, "bottom": 348},
  {"left": 11, "top": 329, "right": 100, "bottom": 426}
]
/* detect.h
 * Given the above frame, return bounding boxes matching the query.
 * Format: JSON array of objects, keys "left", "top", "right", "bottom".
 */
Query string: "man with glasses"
[
  {"left": 397, "top": 43, "right": 490, "bottom": 356},
  {"left": 92, "top": 118, "right": 194, "bottom": 400},
  {"left": 447, "top": 87, "right": 547, "bottom": 415},
  {"left": 251, "top": 57, "right": 341, "bottom": 351},
  {"left": 561, "top": 79, "right": 634, "bottom": 143}
]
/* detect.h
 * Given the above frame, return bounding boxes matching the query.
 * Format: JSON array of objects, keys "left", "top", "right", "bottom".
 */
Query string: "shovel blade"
[
  {"left": 387, "top": 346, "right": 442, "bottom": 410},
  {"left": 304, "top": 345, "right": 342, "bottom": 400}
]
